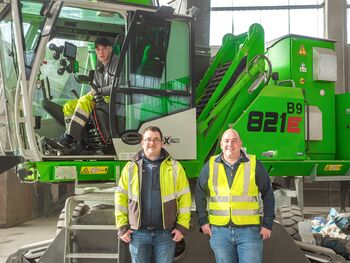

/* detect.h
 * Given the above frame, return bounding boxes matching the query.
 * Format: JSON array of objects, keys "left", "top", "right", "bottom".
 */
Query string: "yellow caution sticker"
[
  {"left": 324, "top": 164, "right": 343, "bottom": 171},
  {"left": 298, "top": 45, "right": 307, "bottom": 56},
  {"left": 80, "top": 166, "right": 109, "bottom": 174}
]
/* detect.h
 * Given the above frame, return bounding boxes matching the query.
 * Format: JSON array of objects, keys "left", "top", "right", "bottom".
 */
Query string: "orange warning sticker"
[{"left": 298, "top": 45, "right": 307, "bottom": 56}]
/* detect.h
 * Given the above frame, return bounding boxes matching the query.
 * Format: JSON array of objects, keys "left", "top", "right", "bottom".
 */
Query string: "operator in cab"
[{"left": 45, "top": 36, "right": 118, "bottom": 153}]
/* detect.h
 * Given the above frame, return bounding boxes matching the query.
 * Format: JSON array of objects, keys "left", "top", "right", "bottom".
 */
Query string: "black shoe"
[
  {"left": 56, "top": 133, "right": 73, "bottom": 148},
  {"left": 41, "top": 134, "right": 72, "bottom": 154}
]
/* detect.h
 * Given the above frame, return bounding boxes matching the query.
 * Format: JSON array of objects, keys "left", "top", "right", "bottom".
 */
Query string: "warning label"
[
  {"left": 80, "top": 166, "right": 109, "bottom": 174},
  {"left": 298, "top": 45, "right": 307, "bottom": 56},
  {"left": 324, "top": 164, "right": 343, "bottom": 171}
]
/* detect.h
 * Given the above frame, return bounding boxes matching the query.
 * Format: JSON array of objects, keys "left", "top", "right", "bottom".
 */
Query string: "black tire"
[
  {"left": 277, "top": 204, "right": 303, "bottom": 240},
  {"left": 174, "top": 239, "right": 186, "bottom": 259},
  {"left": 56, "top": 202, "right": 90, "bottom": 235}
]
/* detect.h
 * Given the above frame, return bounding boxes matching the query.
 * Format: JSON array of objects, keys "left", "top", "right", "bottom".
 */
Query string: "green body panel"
[
  {"left": 25, "top": 160, "right": 204, "bottom": 181},
  {"left": 234, "top": 85, "right": 305, "bottom": 160},
  {"left": 26, "top": 161, "right": 127, "bottom": 183},
  {"left": 336, "top": 93, "right": 350, "bottom": 159},
  {"left": 26, "top": 158, "right": 349, "bottom": 182},
  {"left": 267, "top": 35, "right": 336, "bottom": 160},
  {"left": 261, "top": 160, "right": 349, "bottom": 177}
]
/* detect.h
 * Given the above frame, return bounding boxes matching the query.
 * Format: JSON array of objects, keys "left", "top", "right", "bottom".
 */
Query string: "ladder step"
[
  {"left": 216, "top": 67, "right": 229, "bottom": 74},
  {"left": 196, "top": 60, "right": 231, "bottom": 117},
  {"left": 209, "top": 79, "right": 221, "bottom": 85},
  {"left": 66, "top": 253, "right": 118, "bottom": 259},
  {"left": 201, "top": 94, "right": 211, "bottom": 100},
  {"left": 221, "top": 61, "right": 232, "bottom": 67},
  {"left": 211, "top": 76, "right": 224, "bottom": 82},
  {"left": 205, "top": 86, "right": 217, "bottom": 92},
  {"left": 69, "top": 225, "right": 116, "bottom": 230}
]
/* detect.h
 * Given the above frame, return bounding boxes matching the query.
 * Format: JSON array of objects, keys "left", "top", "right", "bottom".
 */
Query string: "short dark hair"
[
  {"left": 95, "top": 37, "right": 111, "bottom": 48},
  {"left": 142, "top": 126, "right": 163, "bottom": 140}
]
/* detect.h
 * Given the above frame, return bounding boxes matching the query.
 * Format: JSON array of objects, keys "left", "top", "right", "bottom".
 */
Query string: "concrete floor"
[
  {"left": 0, "top": 213, "right": 58, "bottom": 262},
  {"left": 0, "top": 207, "right": 348, "bottom": 262}
]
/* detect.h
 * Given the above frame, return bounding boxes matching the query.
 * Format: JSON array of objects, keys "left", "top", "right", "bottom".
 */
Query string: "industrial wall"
[{"left": 325, "top": 0, "right": 348, "bottom": 94}]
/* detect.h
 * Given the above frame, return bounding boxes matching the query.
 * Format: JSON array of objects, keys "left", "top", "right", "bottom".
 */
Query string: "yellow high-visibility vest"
[{"left": 208, "top": 154, "right": 260, "bottom": 226}]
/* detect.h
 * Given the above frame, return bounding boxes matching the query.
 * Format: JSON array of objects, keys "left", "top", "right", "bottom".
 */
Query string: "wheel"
[
  {"left": 174, "top": 239, "right": 186, "bottom": 259},
  {"left": 56, "top": 202, "right": 90, "bottom": 235},
  {"left": 277, "top": 204, "right": 303, "bottom": 240}
]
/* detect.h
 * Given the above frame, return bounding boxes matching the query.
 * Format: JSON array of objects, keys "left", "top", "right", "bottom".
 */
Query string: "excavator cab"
[{"left": 0, "top": 0, "right": 196, "bottom": 162}]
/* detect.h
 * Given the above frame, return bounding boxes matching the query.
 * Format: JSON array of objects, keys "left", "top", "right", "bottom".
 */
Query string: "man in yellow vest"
[
  {"left": 115, "top": 126, "right": 191, "bottom": 263},
  {"left": 195, "top": 128, "right": 274, "bottom": 263}
]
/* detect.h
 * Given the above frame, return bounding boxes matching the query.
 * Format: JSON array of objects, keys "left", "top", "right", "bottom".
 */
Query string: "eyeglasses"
[{"left": 143, "top": 137, "right": 162, "bottom": 144}]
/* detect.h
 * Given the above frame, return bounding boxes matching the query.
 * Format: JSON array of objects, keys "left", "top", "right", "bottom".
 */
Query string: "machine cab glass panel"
[
  {"left": 20, "top": 1, "right": 126, "bottom": 155},
  {"left": 111, "top": 11, "right": 192, "bottom": 138}
]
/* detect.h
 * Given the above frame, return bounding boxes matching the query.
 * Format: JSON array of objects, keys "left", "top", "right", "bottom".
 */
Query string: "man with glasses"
[
  {"left": 195, "top": 128, "right": 275, "bottom": 263},
  {"left": 115, "top": 126, "right": 191, "bottom": 263}
]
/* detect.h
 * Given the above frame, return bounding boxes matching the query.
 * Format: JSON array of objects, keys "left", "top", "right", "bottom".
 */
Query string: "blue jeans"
[
  {"left": 209, "top": 225, "right": 263, "bottom": 263},
  {"left": 129, "top": 229, "right": 176, "bottom": 263}
]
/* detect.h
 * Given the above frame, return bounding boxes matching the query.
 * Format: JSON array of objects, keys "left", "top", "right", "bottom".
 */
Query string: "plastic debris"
[{"left": 310, "top": 208, "right": 350, "bottom": 239}]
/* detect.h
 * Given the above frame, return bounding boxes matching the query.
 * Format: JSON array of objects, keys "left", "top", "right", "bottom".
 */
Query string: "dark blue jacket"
[{"left": 140, "top": 152, "right": 164, "bottom": 229}]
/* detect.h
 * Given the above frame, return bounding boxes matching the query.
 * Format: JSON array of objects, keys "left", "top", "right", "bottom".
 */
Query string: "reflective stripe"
[
  {"left": 172, "top": 160, "right": 178, "bottom": 197},
  {"left": 128, "top": 163, "right": 134, "bottom": 179},
  {"left": 243, "top": 154, "right": 251, "bottom": 194},
  {"left": 163, "top": 193, "right": 176, "bottom": 202},
  {"left": 129, "top": 194, "right": 138, "bottom": 202},
  {"left": 210, "top": 196, "right": 257, "bottom": 202},
  {"left": 231, "top": 196, "right": 257, "bottom": 202},
  {"left": 128, "top": 162, "right": 140, "bottom": 204},
  {"left": 75, "top": 110, "right": 89, "bottom": 122},
  {"left": 88, "top": 89, "right": 96, "bottom": 96},
  {"left": 209, "top": 210, "right": 230, "bottom": 216},
  {"left": 179, "top": 207, "right": 191, "bottom": 214},
  {"left": 231, "top": 209, "right": 259, "bottom": 216},
  {"left": 177, "top": 186, "right": 190, "bottom": 197},
  {"left": 71, "top": 115, "right": 86, "bottom": 127},
  {"left": 76, "top": 108, "right": 90, "bottom": 118},
  {"left": 128, "top": 163, "right": 135, "bottom": 197},
  {"left": 115, "top": 204, "right": 128, "bottom": 213},
  {"left": 172, "top": 160, "right": 178, "bottom": 184},
  {"left": 136, "top": 159, "right": 143, "bottom": 194},
  {"left": 116, "top": 185, "right": 127, "bottom": 195},
  {"left": 213, "top": 158, "right": 219, "bottom": 195},
  {"left": 210, "top": 196, "right": 230, "bottom": 202}
]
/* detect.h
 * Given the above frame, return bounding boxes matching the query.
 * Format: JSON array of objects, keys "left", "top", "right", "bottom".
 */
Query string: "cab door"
[{"left": 109, "top": 9, "right": 196, "bottom": 160}]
